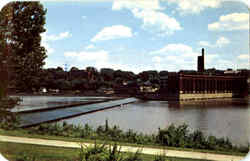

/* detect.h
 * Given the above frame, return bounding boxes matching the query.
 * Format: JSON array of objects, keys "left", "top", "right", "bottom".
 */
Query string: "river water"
[
  {"left": 13, "top": 96, "right": 250, "bottom": 146},
  {"left": 61, "top": 98, "right": 250, "bottom": 146}
]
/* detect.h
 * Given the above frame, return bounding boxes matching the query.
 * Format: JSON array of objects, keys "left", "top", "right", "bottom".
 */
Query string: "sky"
[{"left": 0, "top": 0, "right": 249, "bottom": 73}]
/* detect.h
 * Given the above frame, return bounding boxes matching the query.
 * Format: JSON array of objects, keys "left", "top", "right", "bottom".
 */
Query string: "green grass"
[
  {"left": 0, "top": 142, "right": 212, "bottom": 161},
  {"left": 0, "top": 128, "right": 247, "bottom": 157}
]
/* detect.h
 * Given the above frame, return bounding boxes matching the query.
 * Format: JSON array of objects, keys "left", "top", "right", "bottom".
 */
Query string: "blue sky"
[{"left": 1, "top": 0, "right": 249, "bottom": 73}]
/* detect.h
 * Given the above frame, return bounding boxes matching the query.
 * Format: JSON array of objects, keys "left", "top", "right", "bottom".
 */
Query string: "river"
[
  {"left": 13, "top": 96, "right": 250, "bottom": 146},
  {"left": 61, "top": 98, "right": 250, "bottom": 146}
]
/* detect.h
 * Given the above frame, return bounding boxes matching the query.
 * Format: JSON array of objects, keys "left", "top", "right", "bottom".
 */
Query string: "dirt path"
[{"left": 0, "top": 135, "right": 247, "bottom": 161}]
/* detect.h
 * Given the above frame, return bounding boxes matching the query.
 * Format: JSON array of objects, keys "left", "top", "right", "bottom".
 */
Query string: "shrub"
[
  {"left": 27, "top": 122, "right": 248, "bottom": 154},
  {"left": 0, "top": 97, "right": 21, "bottom": 130}
]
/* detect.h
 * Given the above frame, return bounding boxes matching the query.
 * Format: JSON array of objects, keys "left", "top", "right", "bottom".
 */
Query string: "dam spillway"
[{"left": 18, "top": 97, "right": 138, "bottom": 127}]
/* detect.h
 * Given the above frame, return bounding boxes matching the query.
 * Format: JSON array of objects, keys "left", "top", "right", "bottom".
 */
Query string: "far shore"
[{"left": 9, "top": 91, "right": 131, "bottom": 98}]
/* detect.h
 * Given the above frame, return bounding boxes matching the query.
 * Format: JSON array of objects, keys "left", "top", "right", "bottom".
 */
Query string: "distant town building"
[{"left": 155, "top": 48, "right": 248, "bottom": 100}]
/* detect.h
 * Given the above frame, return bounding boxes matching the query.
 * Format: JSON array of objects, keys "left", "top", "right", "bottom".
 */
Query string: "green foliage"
[
  {"left": 0, "top": 97, "right": 20, "bottom": 130},
  {"left": 27, "top": 122, "right": 249, "bottom": 154},
  {"left": 16, "top": 152, "right": 37, "bottom": 161},
  {"left": 78, "top": 142, "right": 142, "bottom": 161},
  {"left": 0, "top": 2, "right": 47, "bottom": 92},
  {"left": 153, "top": 153, "right": 168, "bottom": 161}
]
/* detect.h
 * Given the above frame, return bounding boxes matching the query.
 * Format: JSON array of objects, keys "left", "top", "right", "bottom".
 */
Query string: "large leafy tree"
[
  {"left": 0, "top": 5, "right": 11, "bottom": 98},
  {"left": 1, "top": 2, "right": 47, "bottom": 92}
]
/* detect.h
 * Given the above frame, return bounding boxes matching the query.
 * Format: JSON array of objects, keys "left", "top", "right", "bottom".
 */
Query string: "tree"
[
  {"left": 1, "top": 2, "right": 47, "bottom": 92},
  {"left": 86, "top": 66, "right": 99, "bottom": 81},
  {"left": 100, "top": 68, "right": 114, "bottom": 81},
  {"left": 0, "top": 7, "right": 10, "bottom": 98}
]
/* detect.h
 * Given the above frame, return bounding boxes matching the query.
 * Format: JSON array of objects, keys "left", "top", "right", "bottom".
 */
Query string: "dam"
[{"left": 18, "top": 97, "right": 138, "bottom": 127}]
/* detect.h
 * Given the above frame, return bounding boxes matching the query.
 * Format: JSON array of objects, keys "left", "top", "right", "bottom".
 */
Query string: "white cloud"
[
  {"left": 45, "top": 31, "right": 72, "bottom": 41},
  {"left": 150, "top": 43, "right": 225, "bottom": 71},
  {"left": 64, "top": 50, "right": 108, "bottom": 62},
  {"left": 112, "top": 0, "right": 162, "bottom": 11},
  {"left": 216, "top": 37, "right": 230, "bottom": 47},
  {"left": 63, "top": 49, "right": 146, "bottom": 73},
  {"left": 150, "top": 43, "right": 200, "bottom": 70},
  {"left": 165, "top": 0, "right": 221, "bottom": 14},
  {"left": 208, "top": 13, "right": 249, "bottom": 31},
  {"left": 205, "top": 54, "right": 219, "bottom": 64},
  {"left": 132, "top": 8, "right": 182, "bottom": 35},
  {"left": 44, "top": 58, "right": 64, "bottom": 69},
  {"left": 42, "top": 41, "right": 55, "bottom": 55},
  {"left": 151, "top": 43, "right": 197, "bottom": 56},
  {"left": 163, "top": 0, "right": 249, "bottom": 15},
  {"left": 152, "top": 56, "right": 163, "bottom": 63},
  {"left": 198, "top": 41, "right": 213, "bottom": 47},
  {"left": 85, "top": 44, "right": 95, "bottom": 50},
  {"left": 237, "top": 54, "right": 249, "bottom": 60},
  {"left": 91, "top": 25, "right": 133, "bottom": 42},
  {"left": 41, "top": 31, "right": 72, "bottom": 55},
  {"left": 199, "top": 36, "right": 230, "bottom": 48},
  {"left": 112, "top": 0, "right": 182, "bottom": 36}
]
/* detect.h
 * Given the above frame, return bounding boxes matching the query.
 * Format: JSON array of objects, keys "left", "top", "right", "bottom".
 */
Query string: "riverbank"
[
  {"left": 0, "top": 123, "right": 248, "bottom": 156},
  {"left": 0, "top": 136, "right": 246, "bottom": 161}
]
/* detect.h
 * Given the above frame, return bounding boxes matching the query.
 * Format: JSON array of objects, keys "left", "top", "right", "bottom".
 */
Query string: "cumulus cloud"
[
  {"left": 63, "top": 49, "right": 146, "bottom": 73},
  {"left": 150, "top": 43, "right": 200, "bottom": 70},
  {"left": 151, "top": 43, "right": 197, "bottom": 56},
  {"left": 41, "top": 31, "right": 72, "bottom": 55},
  {"left": 112, "top": 0, "right": 162, "bottom": 11},
  {"left": 150, "top": 43, "right": 224, "bottom": 71},
  {"left": 42, "top": 41, "right": 55, "bottom": 55},
  {"left": 152, "top": 56, "right": 163, "bottom": 63},
  {"left": 208, "top": 13, "right": 249, "bottom": 31},
  {"left": 44, "top": 31, "right": 72, "bottom": 41},
  {"left": 162, "top": 0, "right": 249, "bottom": 15},
  {"left": 132, "top": 8, "right": 182, "bottom": 35},
  {"left": 198, "top": 36, "right": 230, "bottom": 48},
  {"left": 44, "top": 58, "right": 64, "bottom": 69},
  {"left": 91, "top": 25, "right": 133, "bottom": 42},
  {"left": 216, "top": 37, "right": 230, "bottom": 47},
  {"left": 112, "top": 0, "right": 182, "bottom": 36},
  {"left": 198, "top": 41, "right": 213, "bottom": 47},
  {"left": 64, "top": 50, "right": 108, "bottom": 62},
  {"left": 165, "top": 0, "right": 221, "bottom": 14}
]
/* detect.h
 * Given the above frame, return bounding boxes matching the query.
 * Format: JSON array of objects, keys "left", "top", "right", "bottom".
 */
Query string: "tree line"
[{"left": 36, "top": 66, "right": 169, "bottom": 94}]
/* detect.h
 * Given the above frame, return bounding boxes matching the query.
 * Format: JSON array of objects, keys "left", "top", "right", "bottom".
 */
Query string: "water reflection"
[{"left": 62, "top": 98, "right": 250, "bottom": 146}]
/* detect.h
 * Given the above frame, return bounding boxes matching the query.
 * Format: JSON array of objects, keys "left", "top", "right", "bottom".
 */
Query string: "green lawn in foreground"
[
  {"left": 0, "top": 128, "right": 247, "bottom": 157},
  {"left": 0, "top": 142, "right": 212, "bottom": 161}
]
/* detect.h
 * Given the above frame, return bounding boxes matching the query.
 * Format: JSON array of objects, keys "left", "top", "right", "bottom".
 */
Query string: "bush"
[
  {"left": 27, "top": 122, "right": 249, "bottom": 154},
  {"left": 0, "top": 97, "right": 21, "bottom": 130},
  {"left": 16, "top": 152, "right": 37, "bottom": 161},
  {"left": 78, "top": 142, "right": 143, "bottom": 161}
]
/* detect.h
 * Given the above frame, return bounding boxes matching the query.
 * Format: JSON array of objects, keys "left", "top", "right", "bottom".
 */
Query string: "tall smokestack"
[
  {"left": 202, "top": 48, "right": 205, "bottom": 71},
  {"left": 197, "top": 48, "right": 205, "bottom": 72}
]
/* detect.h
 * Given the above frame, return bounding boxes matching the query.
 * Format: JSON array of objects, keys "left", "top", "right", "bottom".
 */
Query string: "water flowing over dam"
[{"left": 18, "top": 97, "right": 138, "bottom": 127}]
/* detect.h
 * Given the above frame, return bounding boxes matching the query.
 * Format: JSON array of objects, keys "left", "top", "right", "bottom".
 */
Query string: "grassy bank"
[
  {"left": 0, "top": 122, "right": 248, "bottom": 156},
  {"left": 27, "top": 122, "right": 249, "bottom": 153},
  {"left": 0, "top": 142, "right": 211, "bottom": 161}
]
